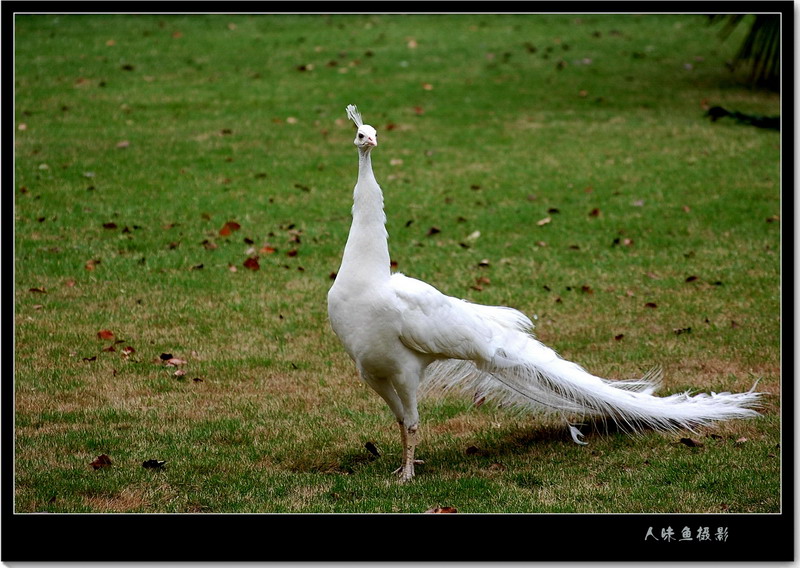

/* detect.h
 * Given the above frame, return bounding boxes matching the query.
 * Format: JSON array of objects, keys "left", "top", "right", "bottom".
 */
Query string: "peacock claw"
[{"left": 393, "top": 460, "right": 424, "bottom": 482}]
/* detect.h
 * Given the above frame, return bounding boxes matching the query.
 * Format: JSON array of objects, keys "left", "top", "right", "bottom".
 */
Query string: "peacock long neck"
[{"left": 338, "top": 149, "right": 391, "bottom": 282}]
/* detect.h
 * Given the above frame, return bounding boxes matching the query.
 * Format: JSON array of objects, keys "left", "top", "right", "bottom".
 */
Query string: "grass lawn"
[{"left": 13, "top": 13, "right": 782, "bottom": 518}]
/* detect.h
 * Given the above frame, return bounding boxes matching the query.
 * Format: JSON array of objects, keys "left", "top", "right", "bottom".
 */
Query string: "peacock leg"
[{"left": 394, "top": 421, "right": 423, "bottom": 482}]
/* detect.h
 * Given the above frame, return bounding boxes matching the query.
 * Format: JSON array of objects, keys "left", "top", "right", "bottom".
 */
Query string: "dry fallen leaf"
[
  {"left": 536, "top": 216, "right": 552, "bottom": 226},
  {"left": 97, "top": 329, "right": 115, "bottom": 340},
  {"left": 680, "top": 437, "right": 704, "bottom": 448},
  {"left": 219, "top": 221, "right": 241, "bottom": 236},
  {"left": 90, "top": 454, "right": 113, "bottom": 469},
  {"left": 243, "top": 257, "right": 260, "bottom": 271},
  {"left": 424, "top": 506, "right": 457, "bottom": 513}
]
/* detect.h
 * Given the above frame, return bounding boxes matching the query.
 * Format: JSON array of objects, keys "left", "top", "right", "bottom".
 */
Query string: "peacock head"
[{"left": 346, "top": 104, "right": 377, "bottom": 150}]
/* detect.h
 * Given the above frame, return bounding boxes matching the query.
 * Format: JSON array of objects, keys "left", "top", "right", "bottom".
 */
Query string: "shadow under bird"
[{"left": 327, "top": 104, "right": 762, "bottom": 482}]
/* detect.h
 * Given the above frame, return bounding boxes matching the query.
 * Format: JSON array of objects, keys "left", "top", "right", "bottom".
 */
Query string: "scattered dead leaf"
[
  {"left": 219, "top": 221, "right": 241, "bottom": 236},
  {"left": 97, "top": 329, "right": 115, "bottom": 340},
  {"left": 680, "top": 437, "right": 704, "bottom": 448},
  {"left": 424, "top": 506, "right": 457, "bottom": 514},
  {"left": 90, "top": 454, "right": 113, "bottom": 469},
  {"left": 536, "top": 216, "right": 552, "bottom": 226},
  {"left": 243, "top": 257, "right": 260, "bottom": 271}
]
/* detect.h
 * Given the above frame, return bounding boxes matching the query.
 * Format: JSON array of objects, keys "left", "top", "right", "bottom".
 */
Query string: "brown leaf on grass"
[
  {"left": 90, "top": 454, "right": 113, "bottom": 469},
  {"left": 286, "top": 249, "right": 298, "bottom": 257},
  {"left": 424, "top": 506, "right": 457, "bottom": 514},
  {"left": 201, "top": 239, "right": 218, "bottom": 250},
  {"left": 580, "top": 284, "right": 593, "bottom": 294},
  {"left": 85, "top": 259, "right": 101, "bottom": 271},
  {"left": 97, "top": 329, "right": 115, "bottom": 340},
  {"left": 116, "top": 140, "right": 130, "bottom": 149},
  {"left": 83, "top": 356, "right": 97, "bottom": 363},
  {"left": 219, "top": 221, "right": 241, "bottom": 236},
  {"left": 426, "top": 226, "right": 441, "bottom": 236},
  {"left": 588, "top": 208, "right": 601, "bottom": 217},
  {"left": 164, "top": 357, "right": 187, "bottom": 367},
  {"left": 29, "top": 286, "right": 46, "bottom": 294},
  {"left": 536, "top": 216, "right": 551, "bottom": 226},
  {"left": 103, "top": 222, "right": 118, "bottom": 229},
  {"left": 243, "top": 257, "right": 260, "bottom": 271},
  {"left": 173, "top": 369, "right": 187, "bottom": 378},
  {"left": 260, "top": 245, "right": 277, "bottom": 254},
  {"left": 121, "top": 346, "right": 136, "bottom": 358},
  {"left": 673, "top": 327, "right": 692, "bottom": 335},
  {"left": 685, "top": 275, "right": 699, "bottom": 283},
  {"left": 680, "top": 437, "right": 704, "bottom": 448},
  {"left": 614, "top": 334, "right": 625, "bottom": 341},
  {"left": 644, "top": 302, "right": 658, "bottom": 309}
]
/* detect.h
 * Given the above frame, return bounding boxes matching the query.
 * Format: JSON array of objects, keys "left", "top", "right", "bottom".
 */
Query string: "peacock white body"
[{"left": 327, "top": 104, "right": 762, "bottom": 482}]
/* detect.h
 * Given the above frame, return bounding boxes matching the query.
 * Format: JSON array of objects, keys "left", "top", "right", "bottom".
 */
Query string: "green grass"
[{"left": 14, "top": 14, "right": 781, "bottom": 514}]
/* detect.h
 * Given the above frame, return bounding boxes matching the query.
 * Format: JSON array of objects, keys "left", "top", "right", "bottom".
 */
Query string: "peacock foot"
[{"left": 393, "top": 459, "right": 424, "bottom": 483}]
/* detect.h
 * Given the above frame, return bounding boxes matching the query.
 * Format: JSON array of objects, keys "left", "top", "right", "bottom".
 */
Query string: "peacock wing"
[{"left": 389, "top": 273, "right": 515, "bottom": 361}]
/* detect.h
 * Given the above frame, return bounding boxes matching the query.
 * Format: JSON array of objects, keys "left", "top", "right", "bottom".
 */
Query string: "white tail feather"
[{"left": 421, "top": 329, "right": 762, "bottom": 436}]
